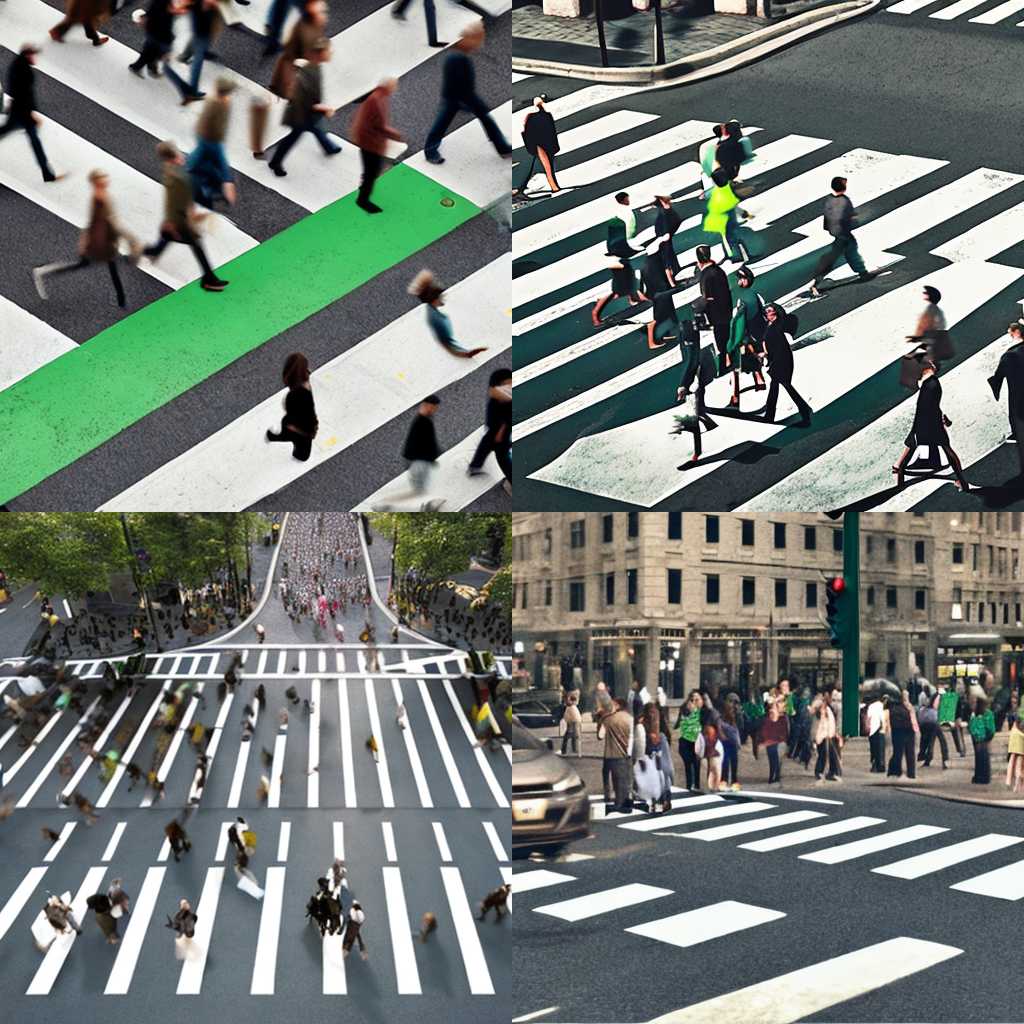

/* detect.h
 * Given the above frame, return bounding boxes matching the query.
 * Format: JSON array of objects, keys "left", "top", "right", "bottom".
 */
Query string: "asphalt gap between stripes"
[{"left": 0, "top": 165, "right": 479, "bottom": 506}]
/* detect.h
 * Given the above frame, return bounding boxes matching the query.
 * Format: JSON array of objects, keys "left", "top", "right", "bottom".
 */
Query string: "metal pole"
[
  {"left": 652, "top": 0, "right": 665, "bottom": 66},
  {"left": 842, "top": 512, "right": 861, "bottom": 737},
  {"left": 595, "top": 0, "right": 610, "bottom": 67}
]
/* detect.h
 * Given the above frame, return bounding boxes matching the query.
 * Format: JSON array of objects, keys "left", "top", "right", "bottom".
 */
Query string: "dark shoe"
[
  {"left": 269, "top": 164, "right": 286, "bottom": 177},
  {"left": 356, "top": 198, "right": 382, "bottom": 214},
  {"left": 428, "top": 40, "right": 447, "bottom": 47},
  {"left": 147, "top": 64, "right": 162, "bottom": 78},
  {"left": 49, "top": 26, "right": 64, "bottom": 42},
  {"left": 262, "top": 40, "right": 282, "bottom": 56},
  {"left": 181, "top": 91, "right": 206, "bottom": 106},
  {"left": 200, "top": 278, "right": 228, "bottom": 292},
  {"left": 859, "top": 271, "right": 878, "bottom": 282},
  {"left": 391, "top": 9, "right": 407, "bottom": 18},
  {"left": 796, "top": 418, "right": 812, "bottom": 428},
  {"left": 424, "top": 152, "right": 444, "bottom": 165},
  {"left": 324, "top": 145, "right": 342, "bottom": 156},
  {"left": 93, "top": 35, "right": 109, "bottom": 46},
  {"left": 129, "top": 64, "right": 145, "bottom": 77}
]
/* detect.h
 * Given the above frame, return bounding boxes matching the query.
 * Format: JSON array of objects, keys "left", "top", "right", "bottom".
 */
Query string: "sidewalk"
[
  {"left": 536, "top": 719, "right": 1024, "bottom": 808},
  {"left": 512, "top": 0, "right": 878, "bottom": 83}
]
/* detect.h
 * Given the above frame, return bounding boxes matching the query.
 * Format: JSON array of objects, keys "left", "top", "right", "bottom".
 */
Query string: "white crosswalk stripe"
[
  {"left": 872, "top": 833, "right": 1024, "bottom": 879},
  {"left": 626, "top": 900, "right": 786, "bottom": 948},
  {"left": 533, "top": 882, "right": 672, "bottom": 922}
]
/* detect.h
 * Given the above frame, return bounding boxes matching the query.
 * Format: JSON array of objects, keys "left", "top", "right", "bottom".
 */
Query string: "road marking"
[
  {"left": 739, "top": 816, "right": 886, "bottom": 852},
  {"left": 96, "top": 685, "right": 167, "bottom": 807},
  {"left": 99, "top": 822, "right": 127, "bottom": 863},
  {"left": 930, "top": 0, "right": 990, "bottom": 17},
  {"left": 801, "top": 824, "right": 949, "bottom": 864},
  {"left": 334, "top": 821, "right": 345, "bottom": 861},
  {"left": 338, "top": 680, "right": 357, "bottom": 808},
  {"left": 647, "top": 936, "right": 962, "bottom": 1023},
  {"left": 277, "top": 651, "right": 288, "bottom": 675},
  {"left": 0, "top": 866, "right": 49, "bottom": 943},
  {"left": 227, "top": 701, "right": 258, "bottom": 809},
  {"left": 722, "top": 790, "right": 844, "bottom": 805},
  {"left": 951, "top": 859, "right": 1024, "bottom": 899},
  {"left": 442, "top": 679, "right": 509, "bottom": 807},
  {"left": 141, "top": 684, "right": 204, "bottom": 806},
  {"left": 483, "top": 821, "right": 510, "bottom": 863},
  {"left": 178, "top": 867, "right": 224, "bottom": 995},
  {"left": 277, "top": 821, "right": 292, "bottom": 863},
  {"left": 382, "top": 822, "right": 398, "bottom": 863},
  {"left": 887, "top": 0, "right": 942, "bottom": 9},
  {"left": 257, "top": 650, "right": 269, "bottom": 676},
  {"left": 323, "top": 920, "right": 348, "bottom": 994},
  {"left": 318, "top": 651, "right": 327, "bottom": 673},
  {"left": 214, "top": 821, "right": 234, "bottom": 862},
  {"left": 268, "top": 732, "right": 287, "bottom": 808},
  {"left": 627, "top": 900, "right": 786, "bottom": 948},
  {"left": 677, "top": 810, "right": 826, "bottom": 841},
  {"left": 298, "top": 650, "right": 307, "bottom": 676},
  {"left": 27, "top": 865, "right": 107, "bottom": 994},
  {"left": 308, "top": 679, "right": 321, "bottom": 808},
  {"left": 390, "top": 679, "right": 432, "bottom": 806},
  {"left": 534, "top": 883, "right": 673, "bottom": 922},
  {"left": 513, "top": 869, "right": 577, "bottom": 895},
  {"left": 873, "top": 833, "right": 1024, "bottom": 879},
  {"left": 418, "top": 679, "right": 471, "bottom": 808},
  {"left": 432, "top": 822, "right": 453, "bottom": 862},
  {"left": 366, "top": 679, "right": 394, "bottom": 807},
  {"left": 4, "top": 709, "right": 64, "bottom": 785},
  {"left": 57, "top": 693, "right": 125, "bottom": 804},
  {"left": 18, "top": 698, "right": 100, "bottom": 807},
  {"left": 42, "top": 822, "right": 77, "bottom": 863},
  {"left": 619, "top": 801, "right": 776, "bottom": 832},
  {"left": 441, "top": 866, "right": 495, "bottom": 994},
  {"left": 106, "top": 865, "right": 165, "bottom": 994},
  {"left": 250, "top": 866, "right": 286, "bottom": 994},
  {"left": 383, "top": 866, "right": 421, "bottom": 994},
  {"left": 189, "top": 691, "right": 234, "bottom": 804},
  {"left": 336, "top": 651, "right": 346, "bottom": 673}
]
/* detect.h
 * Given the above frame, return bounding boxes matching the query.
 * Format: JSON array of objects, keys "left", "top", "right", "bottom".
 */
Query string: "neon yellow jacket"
[{"left": 703, "top": 182, "right": 739, "bottom": 236}]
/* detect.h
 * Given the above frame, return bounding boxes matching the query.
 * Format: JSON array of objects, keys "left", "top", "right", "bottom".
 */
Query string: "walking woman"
[
  {"left": 905, "top": 285, "right": 951, "bottom": 366},
  {"left": 266, "top": 352, "right": 318, "bottom": 462},
  {"left": 167, "top": 898, "right": 199, "bottom": 961},
  {"left": 970, "top": 696, "right": 996, "bottom": 785},
  {"left": 1006, "top": 706, "right": 1024, "bottom": 792},
  {"left": 719, "top": 701, "right": 742, "bottom": 791},
  {"left": 761, "top": 697, "right": 790, "bottom": 785},
  {"left": 653, "top": 195, "right": 682, "bottom": 288},
  {"left": 646, "top": 290, "right": 681, "bottom": 351},
  {"left": 725, "top": 265, "right": 767, "bottom": 407},
  {"left": 408, "top": 270, "right": 488, "bottom": 358},
  {"left": 515, "top": 95, "right": 560, "bottom": 196},
  {"left": 893, "top": 358, "right": 970, "bottom": 491},
  {"left": 33, "top": 170, "right": 140, "bottom": 308},
  {"left": 560, "top": 694, "right": 582, "bottom": 757},
  {"left": 810, "top": 691, "right": 840, "bottom": 781},
  {"left": 887, "top": 690, "right": 917, "bottom": 779}
]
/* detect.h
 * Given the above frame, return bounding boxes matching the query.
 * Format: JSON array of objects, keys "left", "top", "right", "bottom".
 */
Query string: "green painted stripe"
[{"left": 0, "top": 164, "right": 479, "bottom": 505}]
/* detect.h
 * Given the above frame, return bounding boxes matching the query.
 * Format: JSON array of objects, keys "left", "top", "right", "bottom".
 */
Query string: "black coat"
[
  {"left": 699, "top": 264, "right": 732, "bottom": 325},
  {"left": 905, "top": 374, "right": 949, "bottom": 447},
  {"left": 5, "top": 54, "right": 37, "bottom": 121},
  {"left": 679, "top": 340, "right": 717, "bottom": 393},
  {"left": 762, "top": 320, "right": 795, "bottom": 384},
  {"left": 402, "top": 414, "right": 440, "bottom": 462},
  {"left": 283, "top": 386, "right": 318, "bottom": 437},
  {"left": 989, "top": 343, "right": 1024, "bottom": 419},
  {"left": 715, "top": 136, "right": 744, "bottom": 179},
  {"left": 522, "top": 109, "right": 558, "bottom": 156}
]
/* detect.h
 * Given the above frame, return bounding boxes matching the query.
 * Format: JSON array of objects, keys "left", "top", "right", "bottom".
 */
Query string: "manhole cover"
[{"left": 440, "top": 197, "right": 455, "bottom": 207}]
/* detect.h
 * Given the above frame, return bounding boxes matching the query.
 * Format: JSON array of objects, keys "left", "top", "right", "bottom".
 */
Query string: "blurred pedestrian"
[
  {"left": 0, "top": 45, "right": 65, "bottom": 183},
  {"left": 970, "top": 696, "right": 996, "bottom": 785},
  {"left": 478, "top": 883, "right": 509, "bottom": 921},
  {"left": 44, "top": 893, "right": 83, "bottom": 939},
  {"left": 107, "top": 879, "right": 131, "bottom": 919},
  {"left": 350, "top": 77, "right": 403, "bottom": 214},
  {"left": 49, "top": 0, "right": 110, "bottom": 47},
  {"left": 266, "top": 352, "right": 318, "bottom": 461},
  {"left": 129, "top": 0, "right": 203, "bottom": 104},
  {"left": 395, "top": 703, "right": 407, "bottom": 730},
  {"left": 342, "top": 900, "right": 368, "bottom": 959},
  {"left": 165, "top": 818, "right": 192, "bottom": 862},
  {"left": 187, "top": 77, "right": 237, "bottom": 210},
  {"left": 560, "top": 694, "right": 581, "bottom": 757},
  {"left": 255, "top": 623, "right": 266, "bottom": 643},
  {"left": 418, "top": 911, "right": 437, "bottom": 942},
  {"left": 86, "top": 890, "right": 120, "bottom": 944},
  {"left": 166, "top": 897, "right": 198, "bottom": 959},
  {"left": 761, "top": 697, "right": 789, "bottom": 785},
  {"left": 515, "top": 94, "right": 559, "bottom": 196},
  {"left": 366, "top": 735, "right": 379, "bottom": 763},
  {"left": 391, "top": 0, "right": 445, "bottom": 47},
  {"left": 408, "top": 270, "right": 488, "bottom": 358},
  {"left": 385, "top": 396, "right": 444, "bottom": 509},
  {"left": 467, "top": 368, "right": 512, "bottom": 496}
]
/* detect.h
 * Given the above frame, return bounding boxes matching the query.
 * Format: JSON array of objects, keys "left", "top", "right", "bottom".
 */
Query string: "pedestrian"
[
  {"left": 714, "top": 119, "right": 753, "bottom": 182},
  {"left": 366, "top": 735, "right": 379, "bottom": 764},
  {"left": 719, "top": 701, "right": 742, "bottom": 791},
  {"left": 695, "top": 244, "right": 732, "bottom": 364},
  {"left": 179, "top": 0, "right": 222, "bottom": 98},
  {"left": 334, "top": 622, "right": 345, "bottom": 644},
  {"left": 227, "top": 815, "right": 248, "bottom": 856},
  {"left": 0, "top": 45, "right": 65, "bottom": 183},
  {"left": 695, "top": 719, "right": 723, "bottom": 792},
  {"left": 866, "top": 694, "right": 887, "bottom": 772},
  {"left": 477, "top": 883, "right": 509, "bottom": 922},
  {"left": 418, "top": 910, "right": 437, "bottom": 942},
  {"left": 674, "top": 690, "right": 703, "bottom": 791},
  {"left": 407, "top": 270, "right": 488, "bottom": 358},
  {"left": 267, "top": 38, "right": 340, "bottom": 177},
  {"left": 166, "top": 897, "right": 198, "bottom": 960},
  {"left": 395, "top": 703, "right": 407, "bottom": 730},
  {"left": 41, "top": 826, "right": 61, "bottom": 844},
  {"left": 86, "top": 890, "right": 120, "bottom": 945},
  {"left": 810, "top": 690, "right": 841, "bottom": 781},
  {"left": 1007, "top": 712, "right": 1024, "bottom": 792},
  {"left": 465, "top": 368, "right": 513, "bottom": 496},
  {"left": 330, "top": 858, "right": 346, "bottom": 892},
  {"left": 264, "top": 0, "right": 306, "bottom": 55},
  {"left": 917, "top": 690, "right": 949, "bottom": 769},
  {"left": 592, "top": 249, "right": 647, "bottom": 327},
  {"left": 107, "top": 879, "right": 131, "bottom": 920},
  {"left": 698, "top": 123, "right": 725, "bottom": 193},
  {"left": 350, "top": 77, "right": 403, "bottom": 214},
  {"left": 560, "top": 693, "right": 581, "bottom": 757},
  {"left": 514, "top": 94, "right": 560, "bottom": 196},
  {"left": 970, "top": 696, "right": 996, "bottom": 785},
  {"left": 165, "top": 818, "right": 192, "bottom": 861},
  {"left": 423, "top": 22, "right": 512, "bottom": 166},
  {"left": 388, "top": 396, "right": 443, "bottom": 507},
  {"left": 49, "top": 0, "right": 110, "bottom": 47},
  {"left": 893, "top": 358, "right": 970, "bottom": 492},
  {"left": 761, "top": 697, "right": 789, "bottom": 785},
  {"left": 265, "top": 352, "right": 318, "bottom": 461},
  {"left": 725, "top": 265, "right": 767, "bottom": 407},
  {"left": 391, "top": 0, "right": 445, "bottom": 47},
  {"left": 757, "top": 303, "right": 812, "bottom": 428},
  {"left": 234, "top": 848, "right": 264, "bottom": 900},
  {"left": 988, "top": 321, "right": 1024, "bottom": 472},
  {"left": 602, "top": 698, "right": 633, "bottom": 813},
  {"left": 255, "top": 683, "right": 266, "bottom": 710},
  {"left": 809, "top": 176, "right": 876, "bottom": 297},
  {"left": 887, "top": 690, "right": 917, "bottom": 779},
  {"left": 44, "top": 893, "right": 83, "bottom": 940},
  {"left": 256, "top": 773, "right": 271, "bottom": 802},
  {"left": 143, "top": 140, "right": 228, "bottom": 291},
  {"left": 703, "top": 167, "right": 754, "bottom": 266},
  {"left": 674, "top": 332, "right": 719, "bottom": 464},
  {"left": 128, "top": 0, "right": 204, "bottom": 104},
  {"left": 187, "top": 77, "right": 237, "bottom": 210},
  {"left": 342, "top": 900, "right": 368, "bottom": 959},
  {"left": 64, "top": 790, "right": 99, "bottom": 825}
]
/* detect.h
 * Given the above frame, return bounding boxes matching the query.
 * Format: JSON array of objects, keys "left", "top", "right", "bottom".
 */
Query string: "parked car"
[
  {"left": 512, "top": 697, "right": 559, "bottom": 730},
  {"left": 511, "top": 716, "right": 589, "bottom": 856}
]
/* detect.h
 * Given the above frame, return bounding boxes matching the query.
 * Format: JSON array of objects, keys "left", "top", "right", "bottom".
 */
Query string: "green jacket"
[
  {"left": 703, "top": 182, "right": 739, "bottom": 236},
  {"left": 676, "top": 706, "right": 701, "bottom": 742}
]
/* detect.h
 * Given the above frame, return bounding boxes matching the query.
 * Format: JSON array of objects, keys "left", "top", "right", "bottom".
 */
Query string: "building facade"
[{"left": 511, "top": 512, "right": 1024, "bottom": 700}]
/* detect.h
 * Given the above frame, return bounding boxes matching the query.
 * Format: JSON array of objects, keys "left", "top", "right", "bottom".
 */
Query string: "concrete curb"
[
  {"left": 892, "top": 787, "right": 1024, "bottom": 810},
  {"left": 512, "top": 0, "right": 879, "bottom": 84}
]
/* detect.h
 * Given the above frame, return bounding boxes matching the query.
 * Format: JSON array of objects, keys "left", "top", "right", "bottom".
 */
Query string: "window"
[
  {"left": 627, "top": 568, "right": 638, "bottom": 605},
  {"left": 886, "top": 587, "right": 898, "bottom": 609},
  {"left": 1018, "top": 603, "right": 1022, "bottom": 624},
  {"left": 570, "top": 520, "right": 586, "bottom": 549},
  {"left": 915, "top": 589, "right": 926, "bottom": 611},
  {"left": 522, "top": 583, "right": 529, "bottom": 609},
  {"left": 992, "top": 601, "right": 997, "bottom": 624},
  {"left": 865, "top": 661, "right": 877, "bottom": 679},
  {"left": 1005, "top": 603, "right": 1010, "bottom": 625},
  {"left": 603, "top": 514, "right": 614, "bottom": 543},
  {"left": 886, "top": 660, "right": 896, "bottom": 679},
  {"left": 668, "top": 512, "right": 683, "bottom": 541},
  {"left": 972, "top": 544, "right": 979, "bottom": 571},
  {"left": 952, "top": 587, "right": 962, "bottom": 620},
  {"left": 667, "top": 569, "right": 682, "bottom": 605},
  {"left": 544, "top": 580, "right": 552, "bottom": 606},
  {"left": 628, "top": 512, "right": 639, "bottom": 538},
  {"left": 706, "top": 575, "right": 720, "bottom": 604},
  {"left": 774, "top": 580, "right": 787, "bottom": 607},
  {"left": 867, "top": 586, "right": 875, "bottom": 607},
  {"left": 512, "top": 583, "right": 517, "bottom": 608},
  {"left": 914, "top": 540, "right": 926, "bottom": 564},
  {"left": 741, "top": 519, "right": 755, "bottom": 547},
  {"left": 569, "top": 580, "right": 585, "bottom": 612},
  {"left": 605, "top": 573, "right": 615, "bottom": 607},
  {"left": 887, "top": 538, "right": 896, "bottom": 563},
  {"left": 805, "top": 581, "right": 818, "bottom": 608},
  {"left": 774, "top": 522, "right": 786, "bottom": 549},
  {"left": 978, "top": 602, "right": 985, "bottom": 623},
  {"left": 543, "top": 528, "right": 552, "bottom": 555},
  {"left": 866, "top": 535, "right": 874, "bottom": 558},
  {"left": 833, "top": 528, "right": 843, "bottom": 552},
  {"left": 804, "top": 526, "right": 816, "bottom": 551},
  {"left": 706, "top": 515, "right": 720, "bottom": 544},
  {"left": 742, "top": 577, "right": 756, "bottom": 606},
  {"left": 989, "top": 545, "right": 995, "bottom": 574},
  {"left": 1000, "top": 548, "right": 1008, "bottom": 577},
  {"left": 953, "top": 543, "right": 964, "bottom": 565}
]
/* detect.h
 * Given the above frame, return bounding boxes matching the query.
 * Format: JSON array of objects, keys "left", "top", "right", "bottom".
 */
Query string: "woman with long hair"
[{"left": 266, "top": 352, "right": 318, "bottom": 462}]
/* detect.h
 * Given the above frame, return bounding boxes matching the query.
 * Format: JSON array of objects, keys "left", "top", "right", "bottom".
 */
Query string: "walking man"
[
  {"left": 809, "top": 176, "right": 876, "bottom": 297},
  {"left": 989, "top": 321, "right": 1024, "bottom": 478},
  {"left": 478, "top": 883, "right": 510, "bottom": 921},
  {"left": 129, "top": 0, "right": 203, "bottom": 104},
  {"left": 187, "top": 77, "right": 238, "bottom": 210},
  {"left": 49, "top": 0, "right": 110, "bottom": 47},
  {"left": 0, "top": 45, "right": 65, "bottom": 183},
  {"left": 467, "top": 369, "right": 512, "bottom": 496},
  {"left": 423, "top": 22, "right": 511, "bottom": 165},
  {"left": 165, "top": 818, "right": 192, "bottom": 862},
  {"left": 695, "top": 245, "right": 732, "bottom": 364},
  {"left": 350, "top": 77, "right": 403, "bottom": 214},
  {"left": 391, "top": 0, "right": 446, "bottom": 47}
]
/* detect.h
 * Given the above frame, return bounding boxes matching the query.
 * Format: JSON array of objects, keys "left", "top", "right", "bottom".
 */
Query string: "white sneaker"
[{"left": 32, "top": 267, "right": 48, "bottom": 300}]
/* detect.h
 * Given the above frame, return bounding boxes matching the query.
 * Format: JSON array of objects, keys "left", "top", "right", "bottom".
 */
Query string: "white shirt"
[
  {"left": 866, "top": 701, "right": 884, "bottom": 736},
  {"left": 612, "top": 200, "right": 636, "bottom": 238}
]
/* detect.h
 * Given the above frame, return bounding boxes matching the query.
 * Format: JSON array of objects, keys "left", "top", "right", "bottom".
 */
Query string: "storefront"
[
  {"left": 697, "top": 630, "right": 770, "bottom": 701},
  {"left": 935, "top": 635, "right": 1000, "bottom": 689}
]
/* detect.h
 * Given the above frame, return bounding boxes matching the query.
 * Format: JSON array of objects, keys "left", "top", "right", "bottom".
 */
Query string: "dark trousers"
[
  {"left": 814, "top": 738, "right": 840, "bottom": 779},
  {"left": 678, "top": 737, "right": 698, "bottom": 789},
  {"left": 608, "top": 755, "right": 632, "bottom": 812},
  {"left": 392, "top": 0, "right": 438, "bottom": 44},
  {"left": 766, "top": 743, "right": 781, "bottom": 783},
  {"left": 887, "top": 727, "right": 916, "bottom": 777},
  {"left": 469, "top": 430, "right": 512, "bottom": 481},
  {"left": 425, "top": 94, "right": 511, "bottom": 159},
  {"left": 601, "top": 757, "right": 614, "bottom": 800},
  {"left": 266, "top": 0, "right": 305, "bottom": 43},
  {"left": 270, "top": 119, "right": 338, "bottom": 169},
  {"left": 711, "top": 320, "right": 730, "bottom": 363},
  {"left": 267, "top": 422, "right": 313, "bottom": 461},
  {"left": 919, "top": 722, "right": 949, "bottom": 765},
  {"left": 144, "top": 226, "right": 217, "bottom": 283},
  {"left": 972, "top": 738, "right": 991, "bottom": 784},
  {"left": 0, "top": 114, "right": 56, "bottom": 180},
  {"left": 51, "top": 15, "right": 103, "bottom": 42},
  {"left": 951, "top": 723, "right": 966, "bottom": 756},
  {"left": 358, "top": 149, "right": 384, "bottom": 204},
  {"left": 868, "top": 731, "right": 886, "bottom": 772},
  {"left": 40, "top": 256, "right": 126, "bottom": 307},
  {"left": 560, "top": 726, "right": 579, "bottom": 756},
  {"left": 813, "top": 232, "right": 867, "bottom": 283},
  {"left": 721, "top": 741, "right": 738, "bottom": 784},
  {"left": 764, "top": 377, "right": 812, "bottom": 423}
]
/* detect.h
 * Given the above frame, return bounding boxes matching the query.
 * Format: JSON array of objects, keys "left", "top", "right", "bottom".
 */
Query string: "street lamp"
[{"left": 118, "top": 513, "right": 163, "bottom": 653}]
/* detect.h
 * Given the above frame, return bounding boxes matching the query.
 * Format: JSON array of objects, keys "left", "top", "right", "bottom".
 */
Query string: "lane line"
[
  {"left": 951, "top": 859, "right": 1024, "bottom": 899},
  {"left": 382, "top": 822, "right": 398, "bottom": 863},
  {"left": 739, "top": 817, "right": 886, "bottom": 852},
  {"left": 873, "top": 833, "right": 1024, "bottom": 879},
  {"left": 483, "top": 821, "right": 509, "bottom": 862},
  {"left": 382, "top": 866, "right": 421, "bottom": 994},
  {"left": 250, "top": 866, "right": 286, "bottom": 994},
  {"left": 268, "top": 731, "right": 287, "bottom": 808},
  {"left": 512, "top": 869, "right": 576, "bottom": 895},
  {"left": 801, "top": 824, "right": 949, "bottom": 864},
  {"left": 17, "top": 698, "right": 101, "bottom": 807},
  {"left": 96, "top": 684, "right": 168, "bottom": 807},
  {"left": 366, "top": 678, "right": 394, "bottom": 807},
  {"left": 432, "top": 822, "right": 452, "bottom": 862},
  {"left": 618, "top": 802, "right": 777, "bottom": 832},
  {"left": 441, "top": 866, "right": 495, "bottom": 994},
  {"left": 105, "top": 865, "right": 166, "bottom": 994},
  {"left": 334, "top": 822, "right": 345, "bottom": 861},
  {"left": 390, "top": 678, "right": 432, "bottom": 806},
  {"left": 0, "top": 866, "right": 50, "bottom": 943},
  {"left": 338, "top": 679, "right": 357, "bottom": 808},
  {"left": 534, "top": 882, "right": 672, "bottom": 922},
  {"left": 627, "top": 901, "right": 785, "bottom": 948},
  {"left": 227, "top": 701, "right": 259, "bottom": 809},
  {"left": 100, "top": 822, "right": 127, "bottom": 863},
  {"left": 177, "top": 867, "right": 224, "bottom": 995},
  {"left": 417, "top": 679, "right": 471, "bottom": 808},
  {"left": 308, "top": 678, "right": 321, "bottom": 808},
  {"left": 442, "top": 679, "right": 508, "bottom": 807},
  {"left": 677, "top": 810, "right": 825, "bottom": 842},
  {"left": 277, "top": 821, "right": 292, "bottom": 863}
]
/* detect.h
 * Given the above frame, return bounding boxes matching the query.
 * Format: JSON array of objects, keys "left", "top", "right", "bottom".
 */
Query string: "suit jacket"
[
  {"left": 763, "top": 321, "right": 795, "bottom": 384},
  {"left": 6, "top": 54, "right": 36, "bottom": 121},
  {"left": 699, "top": 264, "right": 732, "bottom": 325},
  {"left": 989, "top": 343, "right": 1024, "bottom": 419},
  {"left": 283, "top": 61, "right": 322, "bottom": 129}
]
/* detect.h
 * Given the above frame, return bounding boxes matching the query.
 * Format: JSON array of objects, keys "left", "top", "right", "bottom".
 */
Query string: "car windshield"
[{"left": 509, "top": 718, "right": 545, "bottom": 751}]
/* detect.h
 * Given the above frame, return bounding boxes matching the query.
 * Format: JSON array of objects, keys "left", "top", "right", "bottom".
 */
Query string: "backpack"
[{"left": 86, "top": 893, "right": 111, "bottom": 914}]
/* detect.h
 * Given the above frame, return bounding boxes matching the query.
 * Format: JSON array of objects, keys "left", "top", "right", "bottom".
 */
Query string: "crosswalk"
[
  {"left": 887, "top": 0, "right": 1024, "bottom": 24},
  {"left": 0, "top": 644, "right": 510, "bottom": 810},
  {"left": 0, "top": 0, "right": 512, "bottom": 510},
  {"left": 512, "top": 79, "right": 1024, "bottom": 510},
  {"left": 0, "top": 815, "right": 508, "bottom": 997}
]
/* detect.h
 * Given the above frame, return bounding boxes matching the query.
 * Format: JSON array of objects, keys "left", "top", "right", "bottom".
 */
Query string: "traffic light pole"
[{"left": 841, "top": 512, "right": 861, "bottom": 737}]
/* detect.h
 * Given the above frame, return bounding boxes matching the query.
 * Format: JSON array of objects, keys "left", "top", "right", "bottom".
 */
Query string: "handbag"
[{"left": 899, "top": 353, "right": 923, "bottom": 390}]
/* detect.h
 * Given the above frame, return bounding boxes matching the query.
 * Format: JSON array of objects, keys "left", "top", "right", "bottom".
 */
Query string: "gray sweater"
[{"left": 822, "top": 194, "right": 857, "bottom": 237}]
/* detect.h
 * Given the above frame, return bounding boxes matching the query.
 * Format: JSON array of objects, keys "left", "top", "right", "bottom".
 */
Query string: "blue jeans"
[
  {"left": 424, "top": 94, "right": 511, "bottom": 159},
  {"left": 188, "top": 33, "right": 210, "bottom": 94},
  {"left": 392, "top": 0, "right": 438, "bottom": 44},
  {"left": 269, "top": 118, "right": 338, "bottom": 168},
  {"left": 187, "top": 139, "right": 232, "bottom": 207},
  {"left": 813, "top": 232, "right": 867, "bottom": 283},
  {"left": 266, "top": 0, "right": 304, "bottom": 44}
]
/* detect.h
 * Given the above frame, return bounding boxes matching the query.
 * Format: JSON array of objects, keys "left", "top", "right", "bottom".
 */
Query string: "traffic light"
[{"left": 825, "top": 576, "right": 848, "bottom": 648}]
